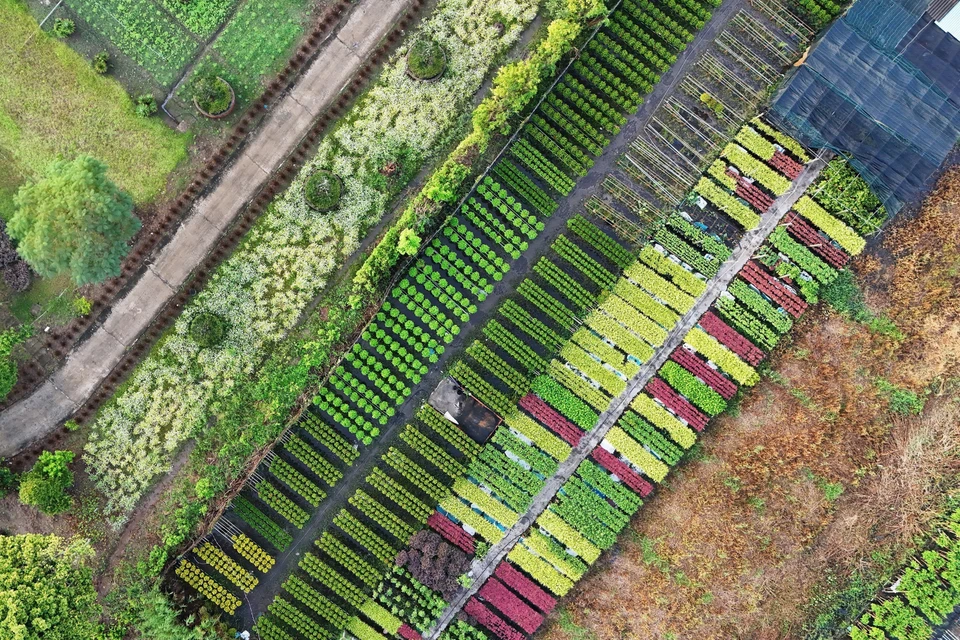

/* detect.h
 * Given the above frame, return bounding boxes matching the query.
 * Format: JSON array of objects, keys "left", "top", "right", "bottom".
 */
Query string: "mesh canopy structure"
[{"left": 769, "top": 0, "right": 960, "bottom": 212}]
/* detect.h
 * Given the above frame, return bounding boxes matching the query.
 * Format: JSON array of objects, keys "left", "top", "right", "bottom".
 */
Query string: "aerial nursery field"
[
  {"left": 156, "top": 0, "right": 882, "bottom": 631},
  {"left": 0, "top": 0, "right": 188, "bottom": 208}
]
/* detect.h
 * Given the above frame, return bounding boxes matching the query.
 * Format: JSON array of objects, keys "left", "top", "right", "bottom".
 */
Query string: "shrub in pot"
[
  {"left": 193, "top": 76, "right": 235, "bottom": 118},
  {"left": 303, "top": 170, "right": 343, "bottom": 212},
  {"left": 406, "top": 38, "right": 446, "bottom": 80}
]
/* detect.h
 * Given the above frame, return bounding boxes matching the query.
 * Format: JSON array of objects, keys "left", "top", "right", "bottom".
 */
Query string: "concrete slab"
[
  {"left": 244, "top": 97, "right": 314, "bottom": 172},
  {"left": 291, "top": 38, "right": 359, "bottom": 114},
  {"left": 52, "top": 330, "right": 126, "bottom": 404},
  {"left": 196, "top": 155, "right": 267, "bottom": 230},
  {"left": 0, "top": 382, "right": 74, "bottom": 456},
  {"left": 102, "top": 270, "right": 175, "bottom": 347},
  {"left": 337, "top": 0, "right": 407, "bottom": 53},
  {"left": 151, "top": 214, "right": 220, "bottom": 288}
]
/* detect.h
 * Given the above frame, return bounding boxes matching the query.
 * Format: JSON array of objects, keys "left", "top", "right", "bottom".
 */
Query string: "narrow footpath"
[
  {"left": 425, "top": 154, "right": 829, "bottom": 639},
  {"left": 0, "top": 0, "right": 411, "bottom": 455}
]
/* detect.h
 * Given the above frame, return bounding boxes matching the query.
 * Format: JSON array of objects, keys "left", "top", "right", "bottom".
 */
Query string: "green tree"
[
  {"left": 397, "top": 228, "right": 421, "bottom": 256},
  {"left": 0, "top": 325, "right": 31, "bottom": 400},
  {"left": 9, "top": 155, "right": 140, "bottom": 285},
  {"left": 19, "top": 450, "right": 75, "bottom": 515},
  {"left": 0, "top": 534, "right": 103, "bottom": 639}
]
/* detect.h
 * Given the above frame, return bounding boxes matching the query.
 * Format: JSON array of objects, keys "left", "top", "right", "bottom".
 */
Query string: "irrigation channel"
[{"left": 424, "top": 153, "right": 829, "bottom": 638}]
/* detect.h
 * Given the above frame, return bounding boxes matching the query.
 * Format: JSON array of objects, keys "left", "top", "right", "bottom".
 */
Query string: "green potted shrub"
[
  {"left": 52, "top": 18, "right": 75, "bottom": 39},
  {"left": 193, "top": 75, "right": 235, "bottom": 119},
  {"left": 406, "top": 38, "right": 447, "bottom": 81},
  {"left": 303, "top": 170, "right": 343, "bottom": 212}
]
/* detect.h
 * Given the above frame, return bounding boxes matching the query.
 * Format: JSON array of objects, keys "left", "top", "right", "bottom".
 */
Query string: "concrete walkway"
[
  {"left": 0, "top": 0, "right": 410, "bottom": 456},
  {"left": 425, "top": 154, "right": 829, "bottom": 639}
]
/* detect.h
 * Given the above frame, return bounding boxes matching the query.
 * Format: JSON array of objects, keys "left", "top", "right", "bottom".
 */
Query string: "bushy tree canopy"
[
  {"left": 9, "top": 155, "right": 139, "bottom": 285},
  {"left": 0, "top": 535, "right": 102, "bottom": 640}
]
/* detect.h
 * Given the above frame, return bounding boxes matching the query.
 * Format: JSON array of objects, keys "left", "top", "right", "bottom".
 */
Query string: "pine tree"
[{"left": 9, "top": 155, "right": 140, "bottom": 285}]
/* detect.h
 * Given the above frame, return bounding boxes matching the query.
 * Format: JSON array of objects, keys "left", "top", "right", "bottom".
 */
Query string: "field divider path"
[
  {"left": 0, "top": 0, "right": 412, "bottom": 455},
  {"left": 425, "top": 153, "right": 829, "bottom": 639}
]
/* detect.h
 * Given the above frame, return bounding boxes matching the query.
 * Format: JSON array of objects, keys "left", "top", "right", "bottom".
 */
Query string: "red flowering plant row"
[
  {"left": 782, "top": 212, "right": 850, "bottom": 268},
  {"left": 479, "top": 577, "right": 544, "bottom": 634},
  {"left": 465, "top": 597, "right": 525, "bottom": 640},
  {"left": 646, "top": 378, "right": 709, "bottom": 431},
  {"left": 741, "top": 260, "right": 807, "bottom": 317},
  {"left": 495, "top": 561, "right": 557, "bottom": 614},
  {"left": 590, "top": 447, "right": 653, "bottom": 496},
  {"left": 519, "top": 394, "right": 584, "bottom": 446},
  {"left": 734, "top": 178, "right": 774, "bottom": 212},
  {"left": 399, "top": 624, "right": 423, "bottom": 640},
  {"left": 699, "top": 310, "right": 763, "bottom": 366},
  {"left": 770, "top": 150, "right": 803, "bottom": 180},
  {"left": 671, "top": 346, "right": 738, "bottom": 399},
  {"left": 428, "top": 511, "right": 476, "bottom": 554}
]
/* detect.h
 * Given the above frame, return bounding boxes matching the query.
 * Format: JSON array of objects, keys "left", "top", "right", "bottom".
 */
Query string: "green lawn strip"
[{"left": 0, "top": 0, "right": 189, "bottom": 203}]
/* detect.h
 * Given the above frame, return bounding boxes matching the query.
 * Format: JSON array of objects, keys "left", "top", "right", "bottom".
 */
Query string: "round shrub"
[
  {"left": 304, "top": 170, "right": 343, "bottom": 212},
  {"left": 188, "top": 312, "right": 228, "bottom": 348},
  {"left": 406, "top": 38, "right": 446, "bottom": 80},
  {"left": 52, "top": 18, "right": 75, "bottom": 39}
]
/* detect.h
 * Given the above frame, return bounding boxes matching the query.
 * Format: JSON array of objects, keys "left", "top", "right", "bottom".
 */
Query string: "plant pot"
[
  {"left": 405, "top": 39, "right": 447, "bottom": 82},
  {"left": 304, "top": 170, "right": 343, "bottom": 212},
  {"left": 194, "top": 77, "right": 236, "bottom": 119}
]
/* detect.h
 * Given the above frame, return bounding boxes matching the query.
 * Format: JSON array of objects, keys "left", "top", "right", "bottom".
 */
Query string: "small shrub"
[
  {"left": 188, "top": 312, "right": 227, "bottom": 348},
  {"left": 407, "top": 38, "right": 446, "bottom": 80},
  {"left": 51, "top": 18, "right": 75, "bottom": 38},
  {"left": 135, "top": 94, "right": 158, "bottom": 118},
  {"left": 73, "top": 296, "right": 92, "bottom": 317},
  {"left": 64, "top": 420, "right": 81, "bottom": 432},
  {"left": 92, "top": 51, "right": 109, "bottom": 74},
  {"left": 304, "top": 170, "right": 342, "bottom": 212},
  {"left": 19, "top": 450, "right": 75, "bottom": 515}
]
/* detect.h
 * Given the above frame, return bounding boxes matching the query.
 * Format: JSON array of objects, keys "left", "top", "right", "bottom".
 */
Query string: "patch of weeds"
[
  {"left": 722, "top": 474, "right": 743, "bottom": 494},
  {"left": 793, "top": 347, "right": 810, "bottom": 360},
  {"left": 802, "top": 565, "right": 892, "bottom": 640},
  {"left": 748, "top": 495, "right": 767, "bottom": 513},
  {"left": 699, "top": 591, "right": 715, "bottom": 605},
  {"left": 683, "top": 442, "right": 710, "bottom": 463},
  {"left": 638, "top": 535, "right": 671, "bottom": 574},
  {"left": 801, "top": 468, "right": 844, "bottom": 503},
  {"left": 822, "top": 270, "right": 904, "bottom": 339},
  {"left": 790, "top": 387, "right": 817, "bottom": 410},
  {"left": 72, "top": 492, "right": 106, "bottom": 543},
  {"left": 875, "top": 378, "right": 925, "bottom": 415},
  {"left": 557, "top": 607, "right": 596, "bottom": 640}
]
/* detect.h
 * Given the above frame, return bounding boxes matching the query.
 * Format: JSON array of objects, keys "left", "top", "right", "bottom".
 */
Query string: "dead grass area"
[{"left": 538, "top": 167, "right": 960, "bottom": 640}]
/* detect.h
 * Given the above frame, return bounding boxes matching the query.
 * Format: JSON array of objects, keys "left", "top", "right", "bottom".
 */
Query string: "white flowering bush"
[{"left": 84, "top": 0, "right": 539, "bottom": 525}]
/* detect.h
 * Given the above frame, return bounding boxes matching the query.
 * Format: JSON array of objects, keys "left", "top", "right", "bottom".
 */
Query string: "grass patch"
[{"left": 0, "top": 0, "right": 189, "bottom": 203}]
